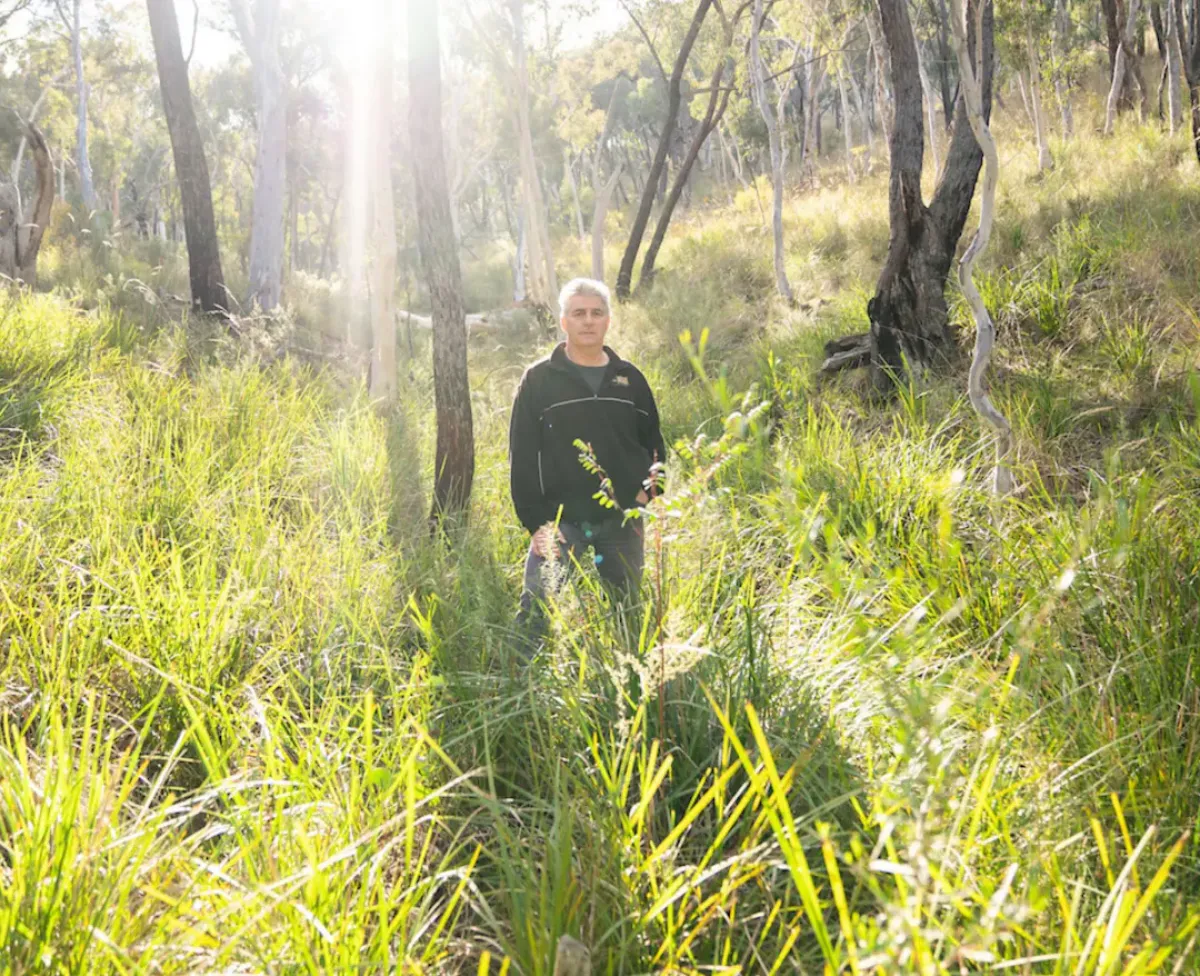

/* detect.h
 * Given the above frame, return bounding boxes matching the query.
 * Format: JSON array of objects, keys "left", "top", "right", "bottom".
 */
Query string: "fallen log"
[
  {"left": 820, "top": 332, "right": 871, "bottom": 374},
  {"left": 396, "top": 306, "right": 540, "bottom": 332}
]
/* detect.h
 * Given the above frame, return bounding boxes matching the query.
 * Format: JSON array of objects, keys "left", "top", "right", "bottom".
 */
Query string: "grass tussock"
[{"left": 5, "top": 114, "right": 1200, "bottom": 972}]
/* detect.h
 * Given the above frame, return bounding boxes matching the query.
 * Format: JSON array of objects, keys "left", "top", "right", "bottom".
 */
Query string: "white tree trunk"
[
  {"left": 339, "top": 79, "right": 367, "bottom": 346},
  {"left": 446, "top": 79, "right": 463, "bottom": 243},
  {"left": 916, "top": 36, "right": 942, "bottom": 179},
  {"left": 803, "top": 41, "right": 825, "bottom": 172},
  {"left": 1029, "top": 67, "right": 1053, "bottom": 170},
  {"left": 511, "top": 0, "right": 556, "bottom": 307},
  {"left": 590, "top": 163, "right": 621, "bottom": 281},
  {"left": 564, "top": 146, "right": 585, "bottom": 240},
  {"left": 864, "top": 7, "right": 894, "bottom": 155},
  {"left": 1016, "top": 71, "right": 1034, "bottom": 128},
  {"left": 845, "top": 60, "right": 874, "bottom": 173},
  {"left": 1051, "top": 0, "right": 1075, "bottom": 136},
  {"left": 66, "top": 0, "right": 96, "bottom": 211},
  {"left": 750, "top": 0, "right": 793, "bottom": 303},
  {"left": 949, "top": 0, "right": 1012, "bottom": 494},
  {"left": 1166, "top": 0, "right": 1184, "bottom": 131},
  {"left": 367, "top": 11, "right": 396, "bottom": 403},
  {"left": 1022, "top": 0, "right": 1054, "bottom": 170},
  {"left": 587, "top": 75, "right": 626, "bottom": 280},
  {"left": 837, "top": 67, "right": 857, "bottom": 183},
  {"left": 513, "top": 207, "right": 527, "bottom": 302},
  {"left": 234, "top": 0, "right": 286, "bottom": 311},
  {"left": 718, "top": 123, "right": 748, "bottom": 189}
]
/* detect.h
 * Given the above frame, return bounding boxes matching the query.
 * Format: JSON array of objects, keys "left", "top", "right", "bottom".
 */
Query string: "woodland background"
[{"left": 4, "top": 0, "right": 1200, "bottom": 972}]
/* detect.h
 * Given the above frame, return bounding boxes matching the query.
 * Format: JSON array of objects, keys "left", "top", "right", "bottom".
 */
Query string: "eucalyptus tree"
[
  {"left": 0, "top": 119, "right": 53, "bottom": 285},
  {"left": 614, "top": 0, "right": 713, "bottom": 301},
  {"left": 1179, "top": 0, "right": 1200, "bottom": 161},
  {"left": 146, "top": 0, "right": 227, "bottom": 313},
  {"left": 639, "top": 0, "right": 751, "bottom": 288},
  {"left": 1105, "top": 0, "right": 1145, "bottom": 132},
  {"left": 410, "top": 0, "right": 474, "bottom": 520},
  {"left": 232, "top": 0, "right": 286, "bottom": 310},
  {"left": 52, "top": 0, "right": 96, "bottom": 210},
  {"left": 822, "top": 0, "right": 996, "bottom": 386},
  {"left": 948, "top": 0, "right": 1011, "bottom": 492}
]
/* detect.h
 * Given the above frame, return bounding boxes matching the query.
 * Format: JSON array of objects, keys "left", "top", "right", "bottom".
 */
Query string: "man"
[{"left": 509, "top": 277, "right": 666, "bottom": 642}]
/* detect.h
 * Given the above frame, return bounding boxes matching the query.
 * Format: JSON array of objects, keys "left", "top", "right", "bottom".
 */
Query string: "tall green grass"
[{"left": 6, "top": 116, "right": 1200, "bottom": 972}]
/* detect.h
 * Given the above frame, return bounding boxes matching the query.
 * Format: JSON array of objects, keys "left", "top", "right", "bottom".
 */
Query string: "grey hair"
[{"left": 558, "top": 277, "right": 611, "bottom": 317}]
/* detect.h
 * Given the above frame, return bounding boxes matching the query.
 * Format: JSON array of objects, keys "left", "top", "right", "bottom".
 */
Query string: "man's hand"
[{"left": 532, "top": 523, "right": 566, "bottom": 558}]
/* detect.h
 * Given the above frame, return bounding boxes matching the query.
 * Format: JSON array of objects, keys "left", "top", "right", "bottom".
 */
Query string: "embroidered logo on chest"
[{"left": 612, "top": 375, "right": 630, "bottom": 387}]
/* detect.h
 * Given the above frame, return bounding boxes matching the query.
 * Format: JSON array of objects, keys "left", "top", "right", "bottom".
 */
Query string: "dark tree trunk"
[
  {"left": 1104, "top": 0, "right": 1141, "bottom": 109},
  {"left": 1103, "top": 0, "right": 1122, "bottom": 70},
  {"left": 614, "top": 0, "right": 713, "bottom": 300},
  {"left": 639, "top": 58, "right": 733, "bottom": 288},
  {"left": 1151, "top": 0, "right": 1167, "bottom": 52},
  {"left": 1184, "top": 0, "right": 1200, "bottom": 161},
  {"left": 15, "top": 121, "right": 54, "bottom": 286},
  {"left": 147, "top": 0, "right": 226, "bottom": 314},
  {"left": 823, "top": 0, "right": 994, "bottom": 384},
  {"left": 409, "top": 0, "right": 475, "bottom": 522}
]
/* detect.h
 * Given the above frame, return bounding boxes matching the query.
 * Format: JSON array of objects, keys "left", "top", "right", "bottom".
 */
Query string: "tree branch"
[
  {"left": 185, "top": 0, "right": 201, "bottom": 68},
  {"left": 618, "top": 0, "right": 669, "bottom": 84},
  {"left": 51, "top": 0, "right": 71, "bottom": 34},
  {"left": 230, "top": 0, "right": 258, "bottom": 68}
]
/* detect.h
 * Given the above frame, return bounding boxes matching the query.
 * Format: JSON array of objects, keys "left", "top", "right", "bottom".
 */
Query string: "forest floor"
[{"left": 5, "top": 111, "right": 1200, "bottom": 973}]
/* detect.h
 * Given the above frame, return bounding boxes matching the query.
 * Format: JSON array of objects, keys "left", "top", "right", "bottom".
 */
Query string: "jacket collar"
[{"left": 549, "top": 342, "right": 629, "bottom": 375}]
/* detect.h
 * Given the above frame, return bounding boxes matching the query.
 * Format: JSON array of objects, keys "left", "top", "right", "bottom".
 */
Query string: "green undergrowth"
[{"left": 5, "top": 118, "right": 1200, "bottom": 973}]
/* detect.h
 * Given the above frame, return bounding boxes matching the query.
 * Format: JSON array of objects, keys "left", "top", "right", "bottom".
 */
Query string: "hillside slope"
[{"left": 4, "top": 120, "right": 1200, "bottom": 972}]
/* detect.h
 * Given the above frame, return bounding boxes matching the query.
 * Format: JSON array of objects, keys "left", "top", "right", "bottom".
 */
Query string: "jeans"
[{"left": 515, "top": 517, "right": 645, "bottom": 647}]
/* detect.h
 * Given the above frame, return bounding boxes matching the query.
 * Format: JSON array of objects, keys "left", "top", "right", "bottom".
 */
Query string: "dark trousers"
[{"left": 516, "top": 518, "right": 644, "bottom": 641}]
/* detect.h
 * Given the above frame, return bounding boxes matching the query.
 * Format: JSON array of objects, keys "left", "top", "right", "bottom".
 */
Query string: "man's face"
[{"left": 561, "top": 294, "right": 610, "bottom": 351}]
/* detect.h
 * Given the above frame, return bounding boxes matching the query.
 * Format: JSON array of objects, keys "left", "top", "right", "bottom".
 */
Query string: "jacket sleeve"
[
  {"left": 509, "top": 370, "right": 553, "bottom": 533},
  {"left": 636, "top": 372, "right": 667, "bottom": 498}
]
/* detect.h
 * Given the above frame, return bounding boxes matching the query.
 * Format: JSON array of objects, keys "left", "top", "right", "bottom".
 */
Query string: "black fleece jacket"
[{"left": 509, "top": 343, "right": 666, "bottom": 533}]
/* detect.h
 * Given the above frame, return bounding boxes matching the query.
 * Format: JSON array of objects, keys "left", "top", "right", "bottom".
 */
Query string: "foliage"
[{"left": 7, "top": 1, "right": 1200, "bottom": 970}]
